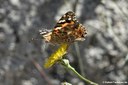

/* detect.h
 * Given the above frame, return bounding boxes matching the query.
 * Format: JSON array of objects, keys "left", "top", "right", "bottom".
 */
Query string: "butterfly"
[{"left": 40, "top": 11, "right": 87, "bottom": 44}]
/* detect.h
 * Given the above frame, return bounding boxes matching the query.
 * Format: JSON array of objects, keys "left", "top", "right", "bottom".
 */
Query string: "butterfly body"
[{"left": 40, "top": 11, "right": 87, "bottom": 44}]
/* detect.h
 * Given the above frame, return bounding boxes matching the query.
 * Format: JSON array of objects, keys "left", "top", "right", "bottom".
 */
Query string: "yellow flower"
[{"left": 44, "top": 43, "right": 69, "bottom": 68}]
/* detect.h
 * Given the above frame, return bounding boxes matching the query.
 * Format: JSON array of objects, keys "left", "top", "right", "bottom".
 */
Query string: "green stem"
[{"left": 60, "top": 59, "right": 98, "bottom": 85}]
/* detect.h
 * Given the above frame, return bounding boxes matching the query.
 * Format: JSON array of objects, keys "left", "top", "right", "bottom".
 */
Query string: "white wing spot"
[
  {"left": 68, "top": 17, "right": 72, "bottom": 21},
  {"left": 58, "top": 20, "right": 66, "bottom": 23}
]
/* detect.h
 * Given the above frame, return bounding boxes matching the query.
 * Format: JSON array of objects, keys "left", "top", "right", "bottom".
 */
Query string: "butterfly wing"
[
  {"left": 54, "top": 11, "right": 77, "bottom": 28},
  {"left": 51, "top": 11, "right": 87, "bottom": 44}
]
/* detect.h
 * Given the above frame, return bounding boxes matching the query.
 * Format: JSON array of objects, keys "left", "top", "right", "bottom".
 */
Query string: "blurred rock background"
[{"left": 0, "top": 0, "right": 128, "bottom": 85}]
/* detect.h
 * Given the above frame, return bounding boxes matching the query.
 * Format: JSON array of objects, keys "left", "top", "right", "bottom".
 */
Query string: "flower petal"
[{"left": 44, "top": 43, "right": 69, "bottom": 68}]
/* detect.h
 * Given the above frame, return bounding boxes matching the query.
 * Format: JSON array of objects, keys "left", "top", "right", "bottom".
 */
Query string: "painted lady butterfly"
[{"left": 40, "top": 11, "right": 87, "bottom": 44}]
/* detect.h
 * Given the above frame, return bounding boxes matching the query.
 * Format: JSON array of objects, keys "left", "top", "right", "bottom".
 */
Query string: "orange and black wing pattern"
[{"left": 41, "top": 11, "right": 87, "bottom": 44}]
